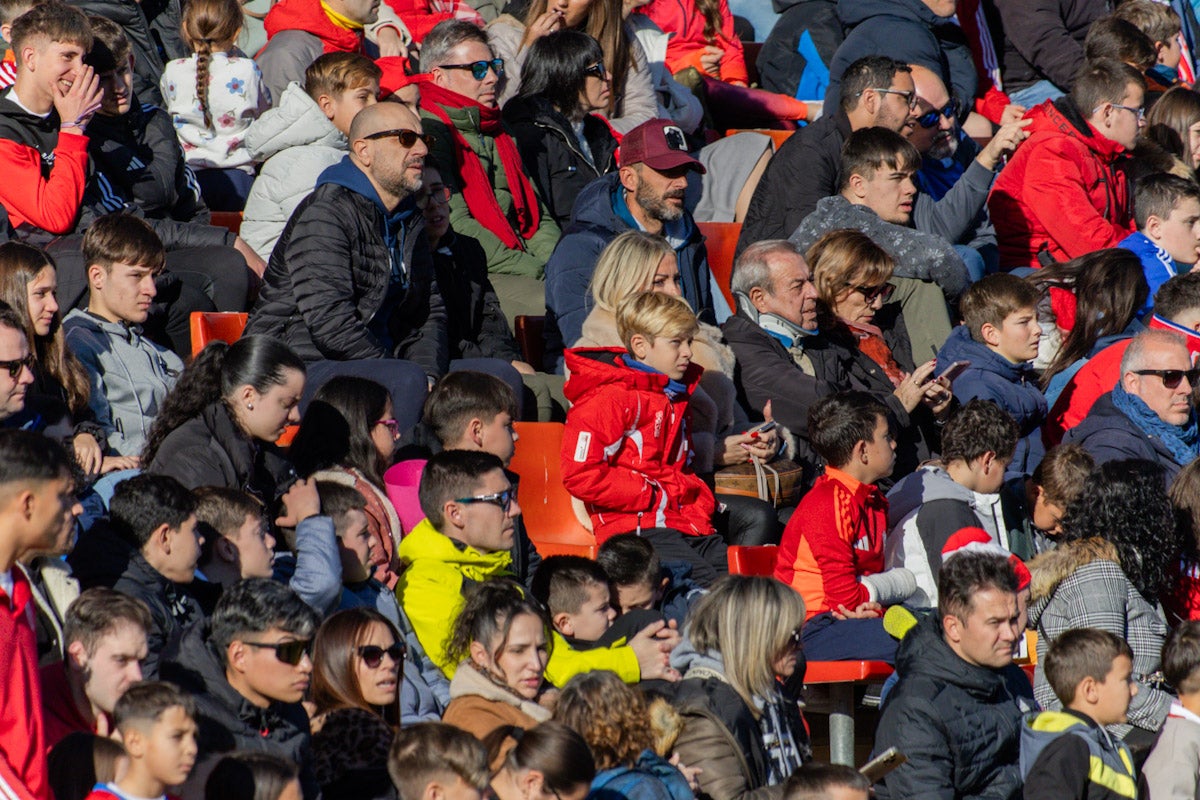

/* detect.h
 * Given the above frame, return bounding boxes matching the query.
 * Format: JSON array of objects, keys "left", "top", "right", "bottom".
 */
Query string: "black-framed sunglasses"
[
  {"left": 242, "top": 638, "right": 312, "bottom": 666},
  {"left": 584, "top": 61, "right": 607, "bottom": 79},
  {"left": 0, "top": 353, "right": 33, "bottom": 379},
  {"left": 416, "top": 185, "right": 453, "bottom": 209},
  {"left": 358, "top": 642, "right": 407, "bottom": 668},
  {"left": 1134, "top": 368, "right": 1200, "bottom": 389},
  {"left": 861, "top": 87, "right": 918, "bottom": 109},
  {"left": 439, "top": 58, "right": 505, "bottom": 80},
  {"left": 362, "top": 128, "right": 435, "bottom": 148},
  {"left": 847, "top": 282, "right": 896, "bottom": 304},
  {"left": 454, "top": 487, "right": 516, "bottom": 513},
  {"left": 917, "top": 98, "right": 960, "bottom": 129}
]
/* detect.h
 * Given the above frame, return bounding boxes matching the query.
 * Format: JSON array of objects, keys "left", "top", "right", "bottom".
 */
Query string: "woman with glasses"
[
  {"left": 290, "top": 376, "right": 405, "bottom": 588},
  {"left": 808, "top": 230, "right": 953, "bottom": 481},
  {"left": 670, "top": 575, "right": 810, "bottom": 799},
  {"left": 487, "top": 722, "right": 595, "bottom": 800},
  {"left": 442, "top": 579, "right": 554, "bottom": 765},
  {"left": 504, "top": 30, "right": 620, "bottom": 229}
]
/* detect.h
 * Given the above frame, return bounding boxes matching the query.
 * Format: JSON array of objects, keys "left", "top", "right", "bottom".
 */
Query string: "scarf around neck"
[
  {"left": 1111, "top": 380, "right": 1200, "bottom": 466},
  {"left": 419, "top": 81, "right": 541, "bottom": 249}
]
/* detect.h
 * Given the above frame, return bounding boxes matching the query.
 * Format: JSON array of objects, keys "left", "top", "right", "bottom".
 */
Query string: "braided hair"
[{"left": 181, "top": 0, "right": 243, "bottom": 130}]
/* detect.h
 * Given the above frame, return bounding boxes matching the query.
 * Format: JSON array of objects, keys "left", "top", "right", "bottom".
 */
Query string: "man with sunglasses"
[
  {"left": 419, "top": 20, "right": 560, "bottom": 320},
  {"left": 164, "top": 578, "right": 321, "bottom": 800},
  {"left": 1065, "top": 329, "right": 1200, "bottom": 483}
]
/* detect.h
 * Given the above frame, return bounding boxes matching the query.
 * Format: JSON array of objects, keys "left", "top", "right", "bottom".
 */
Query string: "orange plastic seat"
[
  {"left": 727, "top": 544, "right": 778, "bottom": 576},
  {"left": 275, "top": 425, "right": 299, "bottom": 448},
  {"left": 805, "top": 659, "right": 895, "bottom": 766},
  {"left": 189, "top": 312, "right": 248, "bottom": 358},
  {"left": 723, "top": 128, "right": 795, "bottom": 150},
  {"left": 210, "top": 211, "right": 243, "bottom": 235},
  {"left": 697, "top": 221, "right": 740, "bottom": 310},
  {"left": 514, "top": 315, "right": 545, "bottom": 370},
  {"left": 508, "top": 422, "right": 597, "bottom": 558},
  {"left": 804, "top": 660, "right": 894, "bottom": 684}
]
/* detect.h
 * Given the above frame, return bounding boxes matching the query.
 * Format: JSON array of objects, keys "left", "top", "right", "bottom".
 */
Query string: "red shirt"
[
  {"left": 0, "top": 569, "right": 48, "bottom": 800},
  {"left": 39, "top": 660, "right": 104, "bottom": 752}
]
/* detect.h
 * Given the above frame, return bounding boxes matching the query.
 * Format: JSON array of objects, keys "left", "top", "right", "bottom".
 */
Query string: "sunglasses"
[
  {"left": 848, "top": 282, "right": 896, "bottom": 304},
  {"left": 375, "top": 418, "right": 402, "bottom": 438},
  {"left": 917, "top": 98, "right": 960, "bottom": 129},
  {"left": 440, "top": 58, "right": 505, "bottom": 80},
  {"left": 358, "top": 642, "right": 407, "bottom": 668},
  {"left": 1134, "top": 368, "right": 1200, "bottom": 389},
  {"left": 455, "top": 488, "right": 516, "bottom": 513},
  {"left": 362, "top": 129, "right": 435, "bottom": 148},
  {"left": 0, "top": 353, "right": 33, "bottom": 379},
  {"left": 416, "top": 185, "right": 453, "bottom": 209},
  {"left": 584, "top": 61, "right": 607, "bottom": 79},
  {"left": 243, "top": 638, "right": 312, "bottom": 666}
]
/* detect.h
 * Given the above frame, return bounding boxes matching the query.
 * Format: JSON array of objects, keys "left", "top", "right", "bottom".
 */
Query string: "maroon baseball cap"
[{"left": 619, "top": 119, "right": 705, "bottom": 173}]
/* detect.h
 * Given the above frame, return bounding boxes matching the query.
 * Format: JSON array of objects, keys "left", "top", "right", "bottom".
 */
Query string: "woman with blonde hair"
[{"left": 670, "top": 575, "right": 810, "bottom": 799}]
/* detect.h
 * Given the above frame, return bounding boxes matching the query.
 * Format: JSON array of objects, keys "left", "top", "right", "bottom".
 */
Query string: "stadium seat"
[
  {"left": 805, "top": 660, "right": 895, "bottom": 766},
  {"left": 727, "top": 544, "right": 778, "bottom": 576},
  {"left": 210, "top": 211, "right": 243, "bottom": 235},
  {"left": 514, "top": 315, "right": 546, "bottom": 369},
  {"left": 723, "top": 128, "right": 795, "bottom": 150},
  {"left": 189, "top": 312, "right": 248, "bottom": 358},
  {"left": 508, "top": 422, "right": 597, "bottom": 558},
  {"left": 697, "top": 221, "right": 739, "bottom": 310}
]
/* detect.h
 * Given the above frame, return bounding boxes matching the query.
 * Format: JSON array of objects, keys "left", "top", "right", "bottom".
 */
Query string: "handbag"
[{"left": 714, "top": 455, "right": 805, "bottom": 508}]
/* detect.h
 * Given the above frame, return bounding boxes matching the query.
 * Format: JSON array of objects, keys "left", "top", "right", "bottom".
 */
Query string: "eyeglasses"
[
  {"left": 862, "top": 87, "right": 918, "bottom": 109},
  {"left": 1111, "top": 103, "right": 1146, "bottom": 121},
  {"left": 362, "top": 129, "right": 435, "bottom": 148},
  {"left": 916, "top": 98, "right": 960, "bottom": 129},
  {"left": 439, "top": 59, "right": 505, "bottom": 81},
  {"left": 375, "top": 418, "right": 402, "bottom": 439},
  {"left": 242, "top": 638, "right": 312, "bottom": 666},
  {"left": 416, "top": 186, "right": 452, "bottom": 209},
  {"left": 0, "top": 353, "right": 33, "bottom": 379},
  {"left": 1133, "top": 368, "right": 1200, "bottom": 389},
  {"left": 847, "top": 282, "right": 895, "bottom": 304},
  {"left": 357, "top": 642, "right": 407, "bottom": 668},
  {"left": 584, "top": 61, "right": 607, "bottom": 79},
  {"left": 454, "top": 488, "right": 516, "bottom": 513}
]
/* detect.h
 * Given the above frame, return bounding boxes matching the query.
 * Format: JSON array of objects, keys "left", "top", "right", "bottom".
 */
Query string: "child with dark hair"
[
  {"left": 531, "top": 555, "right": 662, "bottom": 655},
  {"left": 1118, "top": 173, "right": 1200, "bottom": 316},
  {"left": 1143, "top": 620, "right": 1200, "bottom": 797},
  {"left": 776, "top": 391, "right": 916, "bottom": 663},
  {"left": 782, "top": 763, "right": 869, "bottom": 800},
  {"left": 47, "top": 733, "right": 127, "bottom": 800},
  {"left": 204, "top": 752, "right": 299, "bottom": 800},
  {"left": 1004, "top": 443, "right": 1096, "bottom": 559},
  {"left": 595, "top": 532, "right": 703, "bottom": 626},
  {"left": 318, "top": 480, "right": 405, "bottom": 629},
  {"left": 388, "top": 723, "right": 490, "bottom": 800}
]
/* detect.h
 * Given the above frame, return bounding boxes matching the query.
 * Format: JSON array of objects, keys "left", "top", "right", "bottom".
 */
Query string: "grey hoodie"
[
  {"left": 240, "top": 82, "right": 348, "bottom": 260},
  {"left": 63, "top": 309, "right": 184, "bottom": 457}
]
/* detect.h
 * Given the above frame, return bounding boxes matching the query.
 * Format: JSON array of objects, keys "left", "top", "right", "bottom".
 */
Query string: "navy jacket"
[
  {"left": 543, "top": 172, "right": 713, "bottom": 371},
  {"left": 1063, "top": 391, "right": 1186, "bottom": 483},
  {"left": 937, "top": 325, "right": 1047, "bottom": 477}
]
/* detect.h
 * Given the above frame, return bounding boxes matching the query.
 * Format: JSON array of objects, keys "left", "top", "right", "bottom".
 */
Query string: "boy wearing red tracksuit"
[
  {"left": 775, "top": 392, "right": 916, "bottom": 663},
  {"left": 561, "top": 292, "right": 727, "bottom": 587}
]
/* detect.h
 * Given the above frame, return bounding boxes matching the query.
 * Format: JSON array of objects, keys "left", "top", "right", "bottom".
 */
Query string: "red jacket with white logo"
[{"left": 561, "top": 347, "right": 716, "bottom": 543}]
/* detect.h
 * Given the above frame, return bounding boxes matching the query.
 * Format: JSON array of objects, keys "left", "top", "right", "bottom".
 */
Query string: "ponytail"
[
  {"left": 141, "top": 340, "right": 229, "bottom": 465},
  {"left": 181, "top": 0, "right": 243, "bottom": 130},
  {"left": 496, "top": 722, "right": 595, "bottom": 794}
]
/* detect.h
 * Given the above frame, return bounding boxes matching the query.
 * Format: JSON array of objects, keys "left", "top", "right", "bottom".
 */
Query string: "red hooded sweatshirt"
[
  {"left": 264, "top": 0, "right": 362, "bottom": 53},
  {"left": 989, "top": 98, "right": 1134, "bottom": 269}
]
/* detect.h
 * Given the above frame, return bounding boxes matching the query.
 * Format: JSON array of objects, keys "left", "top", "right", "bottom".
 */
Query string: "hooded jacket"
[
  {"left": 240, "top": 83, "right": 347, "bottom": 260},
  {"left": 872, "top": 613, "right": 1036, "bottom": 800},
  {"left": 1019, "top": 709, "right": 1136, "bottom": 800},
  {"left": 163, "top": 620, "right": 318, "bottom": 800},
  {"left": 590, "top": 750, "right": 695, "bottom": 800},
  {"left": 545, "top": 172, "right": 713, "bottom": 369},
  {"left": 0, "top": 90, "right": 89, "bottom": 235},
  {"left": 757, "top": 0, "right": 841, "bottom": 101},
  {"left": 245, "top": 156, "right": 448, "bottom": 377},
  {"left": 825, "top": 0, "right": 977, "bottom": 109},
  {"left": 1062, "top": 391, "right": 1188, "bottom": 482},
  {"left": 560, "top": 347, "right": 716, "bottom": 542},
  {"left": 502, "top": 94, "right": 618, "bottom": 229},
  {"left": 884, "top": 464, "right": 1008, "bottom": 606},
  {"left": 63, "top": 309, "right": 184, "bottom": 457},
  {"left": 990, "top": 97, "right": 1133, "bottom": 268},
  {"left": 258, "top": 0, "right": 364, "bottom": 106},
  {"left": 112, "top": 552, "right": 204, "bottom": 679},
  {"left": 937, "top": 324, "right": 1048, "bottom": 476},
  {"left": 633, "top": 0, "right": 748, "bottom": 85},
  {"left": 1026, "top": 537, "right": 1171, "bottom": 738}
]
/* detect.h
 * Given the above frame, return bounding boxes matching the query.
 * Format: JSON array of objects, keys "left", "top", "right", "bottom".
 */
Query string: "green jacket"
[
  {"left": 421, "top": 103, "right": 560, "bottom": 278},
  {"left": 395, "top": 519, "right": 639, "bottom": 685}
]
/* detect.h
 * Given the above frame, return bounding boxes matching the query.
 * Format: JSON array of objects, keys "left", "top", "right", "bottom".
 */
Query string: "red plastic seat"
[
  {"left": 514, "top": 315, "right": 545, "bottom": 370},
  {"left": 727, "top": 544, "right": 778, "bottom": 576},
  {"left": 210, "top": 211, "right": 243, "bottom": 235},
  {"left": 508, "top": 422, "right": 597, "bottom": 558},
  {"left": 189, "top": 311, "right": 248, "bottom": 358},
  {"left": 697, "top": 221, "right": 740, "bottom": 310},
  {"left": 804, "top": 660, "right": 895, "bottom": 684}
]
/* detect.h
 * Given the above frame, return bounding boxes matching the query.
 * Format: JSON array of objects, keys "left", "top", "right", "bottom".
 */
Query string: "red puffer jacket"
[
  {"left": 561, "top": 348, "right": 716, "bottom": 543},
  {"left": 989, "top": 97, "right": 1134, "bottom": 268}
]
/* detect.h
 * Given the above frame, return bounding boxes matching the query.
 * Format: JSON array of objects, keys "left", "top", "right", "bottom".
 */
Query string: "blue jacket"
[
  {"left": 937, "top": 325, "right": 1047, "bottom": 477},
  {"left": 544, "top": 172, "right": 714, "bottom": 371},
  {"left": 590, "top": 751, "right": 695, "bottom": 800},
  {"left": 1119, "top": 231, "right": 1178, "bottom": 317},
  {"left": 1063, "top": 392, "right": 1186, "bottom": 483}
]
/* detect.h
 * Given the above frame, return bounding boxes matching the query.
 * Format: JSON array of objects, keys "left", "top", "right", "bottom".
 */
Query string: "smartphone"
[
  {"left": 860, "top": 747, "right": 907, "bottom": 782},
  {"left": 937, "top": 360, "right": 971, "bottom": 384},
  {"left": 747, "top": 420, "right": 777, "bottom": 438}
]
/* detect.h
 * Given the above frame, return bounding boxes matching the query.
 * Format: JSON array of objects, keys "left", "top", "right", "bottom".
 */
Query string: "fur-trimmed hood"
[{"left": 1028, "top": 538, "right": 1121, "bottom": 604}]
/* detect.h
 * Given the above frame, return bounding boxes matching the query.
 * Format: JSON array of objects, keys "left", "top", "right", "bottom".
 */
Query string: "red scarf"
[
  {"left": 420, "top": 81, "right": 540, "bottom": 249},
  {"left": 264, "top": 0, "right": 362, "bottom": 54}
]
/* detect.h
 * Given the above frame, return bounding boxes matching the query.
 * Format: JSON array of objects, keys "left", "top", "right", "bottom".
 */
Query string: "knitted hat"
[{"left": 941, "top": 527, "right": 1031, "bottom": 592}]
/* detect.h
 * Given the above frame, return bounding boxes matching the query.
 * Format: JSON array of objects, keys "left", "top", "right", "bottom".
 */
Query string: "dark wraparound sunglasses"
[
  {"left": 362, "top": 129, "right": 435, "bottom": 148},
  {"left": 0, "top": 354, "right": 33, "bottom": 379},
  {"left": 584, "top": 62, "right": 607, "bottom": 79},
  {"left": 358, "top": 642, "right": 408, "bottom": 668},
  {"left": 439, "top": 59, "right": 505, "bottom": 80},
  {"left": 1134, "top": 368, "right": 1200, "bottom": 389},
  {"left": 243, "top": 638, "right": 312, "bottom": 665},
  {"left": 917, "top": 98, "right": 960, "bottom": 129},
  {"left": 847, "top": 282, "right": 896, "bottom": 304}
]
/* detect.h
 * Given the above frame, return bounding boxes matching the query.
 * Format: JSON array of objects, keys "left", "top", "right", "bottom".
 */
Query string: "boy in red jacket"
[
  {"left": 775, "top": 391, "right": 916, "bottom": 663},
  {"left": 561, "top": 291, "right": 727, "bottom": 587}
]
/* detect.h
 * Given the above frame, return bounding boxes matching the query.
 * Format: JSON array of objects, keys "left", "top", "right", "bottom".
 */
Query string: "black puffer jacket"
[
  {"left": 503, "top": 95, "right": 619, "bottom": 229},
  {"left": 994, "top": 0, "right": 1111, "bottom": 92},
  {"left": 112, "top": 551, "right": 203, "bottom": 679},
  {"left": 67, "top": 0, "right": 186, "bottom": 105},
  {"left": 433, "top": 229, "right": 522, "bottom": 362},
  {"left": 163, "top": 620, "right": 318, "bottom": 800},
  {"left": 245, "top": 157, "right": 448, "bottom": 378},
  {"left": 757, "top": 0, "right": 843, "bottom": 100},
  {"left": 145, "top": 401, "right": 298, "bottom": 502},
  {"left": 872, "top": 613, "right": 1037, "bottom": 800}
]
